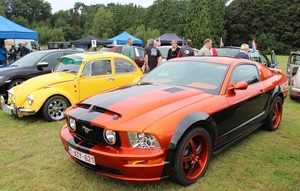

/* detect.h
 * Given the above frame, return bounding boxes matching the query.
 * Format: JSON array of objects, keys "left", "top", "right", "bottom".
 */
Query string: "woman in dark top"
[
  {"left": 9, "top": 45, "right": 17, "bottom": 63},
  {"left": 167, "top": 40, "right": 180, "bottom": 60}
]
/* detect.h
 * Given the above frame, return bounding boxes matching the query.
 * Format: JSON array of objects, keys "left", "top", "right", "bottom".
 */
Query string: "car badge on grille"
[{"left": 82, "top": 126, "right": 93, "bottom": 134}]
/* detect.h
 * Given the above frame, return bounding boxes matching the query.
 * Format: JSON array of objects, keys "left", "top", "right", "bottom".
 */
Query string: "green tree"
[
  {"left": 185, "top": 0, "right": 211, "bottom": 48},
  {"left": 91, "top": 7, "right": 116, "bottom": 39},
  {"left": 208, "top": 0, "right": 227, "bottom": 47},
  {"left": 0, "top": 0, "right": 52, "bottom": 25},
  {"left": 0, "top": 1, "right": 5, "bottom": 16}
]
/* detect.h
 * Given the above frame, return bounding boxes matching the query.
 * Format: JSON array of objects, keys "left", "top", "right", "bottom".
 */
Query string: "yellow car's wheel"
[{"left": 42, "top": 95, "right": 70, "bottom": 122}]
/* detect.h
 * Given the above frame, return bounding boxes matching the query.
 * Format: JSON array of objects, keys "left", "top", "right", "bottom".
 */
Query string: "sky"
[{"left": 47, "top": 0, "right": 155, "bottom": 13}]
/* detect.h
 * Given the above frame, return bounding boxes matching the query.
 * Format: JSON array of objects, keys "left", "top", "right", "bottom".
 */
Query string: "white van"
[{"left": 4, "top": 39, "right": 41, "bottom": 51}]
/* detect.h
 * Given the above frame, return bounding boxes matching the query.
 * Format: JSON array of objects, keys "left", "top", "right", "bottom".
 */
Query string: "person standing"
[
  {"left": 8, "top": 45, "right": 17, "bottom": 63},
  {"left": 144, "top": 39, "right": 162, "bottom": 72},
  {"left": 197, "top": 38, "right": 212, "bottom": 56},
  {"left": 18, "top": 42, "right": 31, "bottom": 57},
  {"left": 0, "top": 43, "right": 8, "bottom": 66},
  {"left": 121, "top": 38, "right": 135, "bottom": 61},
  {"left": 177, "top": 39, "right": 195, "bottom": 57},
  {"left": 167, "top": 39, "right": 180, "bottom": 60},
  {"left": 234, "top": 44, "right": 250, "bottom": 59}
]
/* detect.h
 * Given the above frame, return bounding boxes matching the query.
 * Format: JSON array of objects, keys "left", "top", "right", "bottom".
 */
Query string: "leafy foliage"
[{"left": 1, "top": 0, "right": 300, "bottom": 53}]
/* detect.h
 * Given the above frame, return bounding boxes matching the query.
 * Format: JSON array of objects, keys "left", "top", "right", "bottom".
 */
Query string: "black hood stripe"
[
  {"left": 84, "top": 84, "right": 166, "bottom": 108},
  {"left": 66, "top": 107, "right": 90, "bottom": 121}
]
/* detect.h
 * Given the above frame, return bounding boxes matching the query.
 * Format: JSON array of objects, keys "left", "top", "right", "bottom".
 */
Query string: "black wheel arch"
[{"left": 160, "top": 112, "right": 217, "bottom": 179}]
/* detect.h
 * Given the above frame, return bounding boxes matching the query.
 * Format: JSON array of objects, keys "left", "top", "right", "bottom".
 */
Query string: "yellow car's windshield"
[{"left": 55, "top": 55, "right": 84, "bottom": 73}]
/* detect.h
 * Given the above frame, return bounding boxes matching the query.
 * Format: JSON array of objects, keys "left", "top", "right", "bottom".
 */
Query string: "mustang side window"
[
  {"left": 232, "top": 65, "right": 260, "bottom": 85},
  {"left": 114, "top": 59, "right": 136, "bottom": 73}
]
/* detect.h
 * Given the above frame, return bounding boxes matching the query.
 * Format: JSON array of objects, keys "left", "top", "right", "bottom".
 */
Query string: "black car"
[
  {"left": 0, "top": 49, "right": 83, "bottom": 97},
  {"left": 215, "top": 46, "right": 279, "bottom": 68}
]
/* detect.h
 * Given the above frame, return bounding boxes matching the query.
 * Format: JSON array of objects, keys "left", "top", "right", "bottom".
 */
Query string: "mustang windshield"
[
  {"left": 141, "top": 61, "right": 229, "bottom": 94},
  {"left": 55, "top": 55, "right": 84, "bottom": 74}
]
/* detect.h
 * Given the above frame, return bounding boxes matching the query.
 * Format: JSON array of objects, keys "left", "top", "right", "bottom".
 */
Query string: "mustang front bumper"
[
  {"left": 60, "top": 125, "right": 167, "bottom": 182},
  {"left": 0, "top": 96, "right": 36, "bottom": 117}
]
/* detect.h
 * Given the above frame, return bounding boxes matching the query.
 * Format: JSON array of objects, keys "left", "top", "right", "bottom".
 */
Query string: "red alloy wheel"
[
  {"left": 272, "top": 99, "right": 282, "bottom": 128},
  {"left": 181, "top": 133, "right": 210, "bottom": 180}
]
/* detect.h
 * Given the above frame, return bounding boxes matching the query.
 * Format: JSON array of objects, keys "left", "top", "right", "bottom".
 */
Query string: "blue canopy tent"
[
  {"left": 0, "top": 15, "right": 38, "bottom": 40},
  {"left": 107, "top": 31, "right": 142, "bottom": 46}
]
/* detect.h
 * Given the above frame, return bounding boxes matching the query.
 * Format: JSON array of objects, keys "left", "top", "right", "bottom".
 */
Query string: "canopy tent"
[
  {"left": 0, "top": 15, "right": 38, "bottom": 40},
  {"left": 71, "top": 35, "right": 109, "bottom": 45},
  {"left": 157, "top": 33, "right": 185, "bottom": 45},
  {"left": 107, "top": 31, "right": 143, "bottom": 46}
]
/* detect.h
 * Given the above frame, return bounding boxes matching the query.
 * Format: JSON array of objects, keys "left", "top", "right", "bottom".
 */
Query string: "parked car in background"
[
  {"left": 289, "top": 66, "right": 300, "bottom": 100},
  {"left": 48, "top": 42, "right": 71, "bottom": 49},
  {"left": 100, "top": 44, "right": 144, "bottom": 68},
  {"left": 60, "top": 56, "right": 288, "bottom": 186},
  {"left": 0, "top": 52, "right": 144, "bottom": 121},
  {"left": 286, "top": 51, "right": 300, "bottom": 84},
  {"left": 0, "top": 49, "right": 83, "bottom": 98},
  {"left": 215, "top": 46, "right": 279, "bottom": 68}
]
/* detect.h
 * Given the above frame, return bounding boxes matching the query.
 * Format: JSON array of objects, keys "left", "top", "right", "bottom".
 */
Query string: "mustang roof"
[{"left": 172, "top": 56, "right": 246, "bottom": 65}]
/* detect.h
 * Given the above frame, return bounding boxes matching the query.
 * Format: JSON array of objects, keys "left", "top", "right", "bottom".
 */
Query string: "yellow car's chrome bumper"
[{"left": 0, "top": 96, "right": 35, "bottom": 117}]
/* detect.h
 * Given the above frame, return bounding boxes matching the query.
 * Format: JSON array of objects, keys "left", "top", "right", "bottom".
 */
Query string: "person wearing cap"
[
  {"left": 167, "top": 39, "right": 180, "bottom": 60},
  {"left": 0, "top": 42, "right": 8, "bottom": 66},
  {"left": 178, "top": 39, "right": 195, "bottom": 57},
  {"left": 17, "top": 42, "right": 31, "bottom": 57},
  {"left": 234, "top": 43, "right": 250, "bottom": 59}
]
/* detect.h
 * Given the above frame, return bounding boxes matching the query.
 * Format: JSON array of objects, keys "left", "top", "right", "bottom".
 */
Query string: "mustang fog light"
[
  {"left": 103, "top": 129, "right": 116, "bottom": 145},
  {"left": 7, "top": 89, "right": 13, "bottom": 99},
  {"left": 127, "top": 132, "right": 161, "bottom": 149},
  {"left": 68, "top": 118, "right": 76, "bottom": 131},
  {"left": 27, "top": 94, "right": 34, "bottom": 105}
]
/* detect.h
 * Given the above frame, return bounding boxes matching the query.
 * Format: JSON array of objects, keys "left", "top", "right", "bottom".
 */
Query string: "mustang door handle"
[{"left": 108, "top": 77, "right": 115, "bottom": 81}]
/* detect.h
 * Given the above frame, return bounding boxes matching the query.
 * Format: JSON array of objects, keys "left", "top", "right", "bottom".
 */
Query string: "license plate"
[
  {"left": 1, "top": 103, "right": 12, "bottom": 115},
  {"left": 69, "top": 146, "right": 95, "bottom": 165}
]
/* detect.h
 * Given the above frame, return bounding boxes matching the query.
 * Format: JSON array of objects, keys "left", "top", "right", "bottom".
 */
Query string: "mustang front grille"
[{"left": 75, "top": 122, "right": 121, "bottom": 147}]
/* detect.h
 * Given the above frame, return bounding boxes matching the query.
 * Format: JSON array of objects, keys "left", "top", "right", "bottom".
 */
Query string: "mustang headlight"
[
  {"left": 127, "top": 132, "right": 161, "bottom": 149},
  {"left": 7, "top": 89, "right": 13, "bottom": 99},
  {"left": 68, "top": 118, "right": 76, "bottom": 131},
  {"left": 103, "top": 129, "right": 116, "bottom": 145},
  {"left": 27, "top": 94, "right": 34, "bottom": 105}
]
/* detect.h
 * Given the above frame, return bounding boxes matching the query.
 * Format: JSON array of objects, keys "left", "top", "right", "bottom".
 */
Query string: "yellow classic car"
[{"left": 0, "top": 52, "right": 144, "bottom": 121}]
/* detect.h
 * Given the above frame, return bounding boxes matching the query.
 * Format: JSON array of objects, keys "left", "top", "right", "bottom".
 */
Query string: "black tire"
[
  {"left": 290, "top": 95, "right": 298, "bottom": 101},
  {"left": 169, "top": 127, "right": 212, "bottom": 186},
  {"left": 8, "top": 79, "right": 24, "bottom": 89},
  {"left": 263, "top": 96, "right": 283, "bottom": 131},
  {"left": 41, "top": 95, "right": 69, "bottom": 122}
]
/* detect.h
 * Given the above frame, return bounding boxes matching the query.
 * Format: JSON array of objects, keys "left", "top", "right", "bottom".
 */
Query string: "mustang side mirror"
[{"left": 227, "top": 81, "right": 248, "bottom": 94}]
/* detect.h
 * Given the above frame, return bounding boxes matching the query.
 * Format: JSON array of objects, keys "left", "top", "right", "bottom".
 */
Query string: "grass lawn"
[{"left": 1, "top": 55, "right": 300, "bottom": 191}]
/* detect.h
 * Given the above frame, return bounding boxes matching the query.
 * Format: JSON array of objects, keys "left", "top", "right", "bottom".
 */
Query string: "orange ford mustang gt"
[{"left": 60, "top": 56, "right": 288, "bottom": 186}]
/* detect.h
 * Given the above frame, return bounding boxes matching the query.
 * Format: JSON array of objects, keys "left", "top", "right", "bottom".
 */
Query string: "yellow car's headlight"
[
  {"left": 7, "top": 89, "right": 13, "bottom": 99},
  {"left": 27, "top": 94, "right": 34, "bottom": 105}
]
